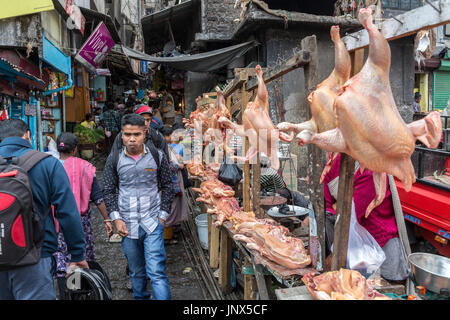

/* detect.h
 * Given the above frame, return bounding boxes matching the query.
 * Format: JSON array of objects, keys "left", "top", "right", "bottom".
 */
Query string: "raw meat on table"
[
  {"left": 234, "top": 221, "right": 311, "bottom": 269},
  {"left": 302, "top": 268, "right": 391, "bottom": 300}
]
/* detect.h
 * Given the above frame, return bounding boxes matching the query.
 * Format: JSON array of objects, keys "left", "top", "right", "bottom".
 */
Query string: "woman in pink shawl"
[
  {"left": 53, "top": 132, "right": 113, "bottom": 299},
  {"left": 323, "top": 154, "right": 409, "bottom": 281}
]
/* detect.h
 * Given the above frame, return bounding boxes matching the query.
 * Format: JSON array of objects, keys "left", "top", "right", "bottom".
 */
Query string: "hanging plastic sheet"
[{"left": 121, "top": 41, "right": 259, "bottom": 72}]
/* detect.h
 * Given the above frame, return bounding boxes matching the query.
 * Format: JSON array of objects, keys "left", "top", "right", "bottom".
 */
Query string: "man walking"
[
  {"left": 0, "top": 119, "right": 87, "bottom": 300},
  {"left": 413, "top": 92, "right": 422, "bottom": 113},
  {"left": 159, "top": 86, "right": 175, "bottom": 125},
  {"left": 102, "top": 114, "right": 174, "bottom": 300},
  {"left": 109, "top": 105, "right": 169, "bottom": 160},
  {"left": 102, "top": 102, "right": 122, "bottom": 153}
]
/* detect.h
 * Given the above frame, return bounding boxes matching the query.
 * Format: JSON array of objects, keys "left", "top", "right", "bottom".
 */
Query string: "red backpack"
[{"left": 0, "top": 150, "right": 51, "bottom": 271}]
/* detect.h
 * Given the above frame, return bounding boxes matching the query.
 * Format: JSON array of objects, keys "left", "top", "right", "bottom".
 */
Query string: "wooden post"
[
  {"left": 218, "top": 228, "right": 232, "bottom": 294},
  {"left": 207, "top": 213, "right": 212, "bottom": 252},
  {"left": 301, "top": 35, "right": 325, "bottom": 270},
  {"left": 243, "top": 258, "right": 255, "bottom": 300},
  {"left": 209, "top": 223, "right": 220, "bottom": 269},
  {"left": 252, "top": 151, "right": 262, "bottom": 217},
  {"left": 226, "top": 96, "right": 231, "bottom": 112},
  {"left": 331, "top": 48, "right": 365, "bottom": 271},
  {"left": 241, "top": 71, "right": 251, "bottom": 212}
]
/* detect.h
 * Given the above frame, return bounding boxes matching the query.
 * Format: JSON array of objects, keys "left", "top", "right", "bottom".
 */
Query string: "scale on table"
[{"left": 266, "top": 204, "right": 311, "bottom": 219}]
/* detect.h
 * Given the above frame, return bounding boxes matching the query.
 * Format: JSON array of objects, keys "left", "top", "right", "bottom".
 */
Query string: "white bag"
[
  {"left": 332, "top": 200, "right": 386, "bottom": 278},
  {"left": 347, "top": 200, "right": 386, "bottom": 277},
  {"left": 45, "top": 136, "right": 60, "bottom": 159}
]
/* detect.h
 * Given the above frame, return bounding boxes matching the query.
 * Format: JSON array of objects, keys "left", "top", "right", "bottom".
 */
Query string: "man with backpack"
[
  {"left": 109, "top": 104, "right": 169, "bottom": 161},
  {"left": 102, "top": 114, "right": 174, "bottom": 300},
  {"left": 0, "top": 119, "right": 88, "bottom": 300}
]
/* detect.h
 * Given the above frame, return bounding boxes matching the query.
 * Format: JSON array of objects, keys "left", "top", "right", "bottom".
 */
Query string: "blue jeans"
[
  {"left": 0, "top": 257, "right": 56, "bottom": 300},
  {"left": 121, "top": 223, "right": 170, "bottom": 300}
]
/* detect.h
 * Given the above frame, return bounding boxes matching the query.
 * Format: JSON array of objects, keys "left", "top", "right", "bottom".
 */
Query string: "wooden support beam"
[
  {"left": 210, "top": 223, "right": 220, "bottom": 269},
  {"left": 301, "top": 35, "right": 325, "bottom": 270},
  {"left": 218, "top": 228, "right": 233, "bottom": 294},
  {"left": 342, "top": 0, "right": 450, "bottom": 52},
  {"left": 241, "top": 71, "right": 251, "bottom": 213},
  {"left": 224, "top": 68, "right": 250, "bottom": 98},
  {"left": 252, "top": 151, "right": 262, "bottom": 218},
  {"left": 246, "top": 49, "right": 311, "bottom": 92},
  {"left": 207, "top": 213, "right": 212, "bottom": 253},
  {"left": 243, "top": 258, "right": 256, "bottom": 300},
  {"left": 331, "top": 48, "right": 365, "bottom": 271}
]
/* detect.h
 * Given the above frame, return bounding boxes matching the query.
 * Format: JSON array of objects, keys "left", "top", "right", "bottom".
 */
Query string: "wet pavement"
[{"left": 91, "top": 155, "right": 206, "bottom": 300}]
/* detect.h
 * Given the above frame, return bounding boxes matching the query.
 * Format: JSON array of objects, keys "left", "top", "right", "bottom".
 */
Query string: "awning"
[
  {"left": 0, "top": 56, "right": 44, "bottom": 85},
  {"left": 121, "top": 41, "right": 259, "bottom": 72},
  {"left": 141, "top": 0, "right": 200, "bottom": 54},
  {"left": 106, "top": 46, "right": 145, "bottom": 81}
]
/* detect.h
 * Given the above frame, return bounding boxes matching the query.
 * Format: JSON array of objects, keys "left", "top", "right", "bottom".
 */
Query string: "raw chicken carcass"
[
  {"left": 204, "top": 87, "right": 232, "bottom": 150},
  {"left": 203, "top": 162, "right": 221, "bottom": 180},
  {"left": 218, "top": 65, "right": 294, "bottom": 170},
  {"left": 302, "top": 269, "right": 391, "bottom": 300},
  {"left": 206, "top": 196, "right": 241, "bottom": 226},
  {"left": 278, "top": 25, "right": 351, "bottom": 138},
  {"left": 296, "top": 8, "right": 442, "bottom": 217},
  {"left": 234, "top": 221, "right": 311, "bottom": 269},
  {"left": 192, "top": 179, "right": 235, "bottom": 201},
  {"left": 277, "top": 25, "right": 351, "bottom": 181},
  {"left": 183, "top": 96, "right": 216, "bottom": 135},
  {"left": 187, "top": 157, "right": 205, "bottom": 178}
]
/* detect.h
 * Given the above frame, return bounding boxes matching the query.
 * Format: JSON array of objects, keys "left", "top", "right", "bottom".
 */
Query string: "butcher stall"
[{"left": 180, "top": 2, "right": 450, "bottom": 301}]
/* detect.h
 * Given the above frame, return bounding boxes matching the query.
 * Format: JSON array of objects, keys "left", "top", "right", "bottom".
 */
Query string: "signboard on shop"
[
  {"left": 75, "top": 22, "right": 115, "bottom": 73},
  {"left": 0, "top": 0, "right": 54, "bottom": 20}
]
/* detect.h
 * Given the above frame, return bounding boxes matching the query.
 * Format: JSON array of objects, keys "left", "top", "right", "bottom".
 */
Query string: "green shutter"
[{"left": 433, "top": 70, "right": 450, "bottom": 110}]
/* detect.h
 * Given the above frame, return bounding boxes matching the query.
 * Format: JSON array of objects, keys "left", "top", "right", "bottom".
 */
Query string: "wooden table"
[{"left": 209, "top": 213, "right": 318, "bottom": 300}]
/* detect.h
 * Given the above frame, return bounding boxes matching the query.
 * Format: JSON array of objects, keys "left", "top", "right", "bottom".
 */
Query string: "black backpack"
[{"left": 0, "top": 150, "right": 51, "bottom": 271}]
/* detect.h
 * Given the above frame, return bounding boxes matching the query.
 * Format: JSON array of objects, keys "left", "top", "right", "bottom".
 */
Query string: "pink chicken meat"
[
  {"left": 296, "top": 8, "right": 442, "bottom": 217},
  {"left": 278, "top": 25, "right": 351, "bottom": 181},
  {"left": 218, "top": 65, "right": 293, "bottom": 170}
]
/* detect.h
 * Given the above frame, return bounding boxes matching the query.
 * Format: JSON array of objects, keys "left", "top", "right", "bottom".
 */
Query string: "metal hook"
[
  {"left": 425, "top": 0, "right": 442, "bottom": 13},
  {"left": 389, "top": 14, "right": 404, "bottom": 25}
]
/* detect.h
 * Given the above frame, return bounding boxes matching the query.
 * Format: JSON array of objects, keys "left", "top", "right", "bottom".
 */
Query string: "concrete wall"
[
  {"left": 262, "top": 27, "right": 416, "bottom": 193},
  {"left": 184, "top": 71, "right": 218, "bottom": 116},
  {"left": 201, "top": 0, "right": 240, "bottom": 39},
  {"left": 388, "top": 35, "right": 416, "bottom": 123},
  {"left": 0, "top": 14, "right": 42, "bottom": 48}
]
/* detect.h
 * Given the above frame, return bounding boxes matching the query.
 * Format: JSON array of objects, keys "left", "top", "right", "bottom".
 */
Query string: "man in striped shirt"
[
  {"left": 260, "top": 154, "right": 286, "bottom": 193},
  {"left": 102, "top": 114, "right": 174, "bottom": 300}
]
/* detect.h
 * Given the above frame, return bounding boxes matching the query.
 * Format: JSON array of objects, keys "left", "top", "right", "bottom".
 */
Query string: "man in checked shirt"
[{"left": 102, "top": 113, "right": 174, "bottom": 300}]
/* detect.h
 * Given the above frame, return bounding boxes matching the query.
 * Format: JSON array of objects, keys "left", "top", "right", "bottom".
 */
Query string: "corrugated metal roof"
[{"left": 0, "top": 55, "right": 44, "bottom": 84}]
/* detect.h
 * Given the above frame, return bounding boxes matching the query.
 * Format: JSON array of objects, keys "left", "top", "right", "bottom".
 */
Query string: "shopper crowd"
[{"left": 0, "top": 86, "right": 189, "bottom": 300}]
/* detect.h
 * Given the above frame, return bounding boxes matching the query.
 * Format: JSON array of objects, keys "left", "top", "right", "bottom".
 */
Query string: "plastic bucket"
[{"left": 195, "top": 214, "right": 209, "bottom": 249}]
